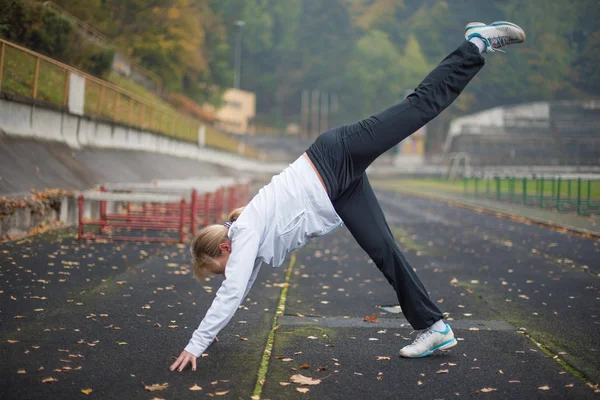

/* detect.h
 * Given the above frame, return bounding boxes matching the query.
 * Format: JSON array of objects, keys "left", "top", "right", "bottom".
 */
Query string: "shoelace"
[
  {"left": 408, "top": 329, "right": 436, "bottom": 346},
  {"left": 484, "top": 35, "right": 509, "bottom": 53}
]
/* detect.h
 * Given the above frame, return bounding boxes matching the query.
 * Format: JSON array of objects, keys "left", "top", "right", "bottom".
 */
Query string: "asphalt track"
[{"left": 1, "top": 189, "right": 599, "bottom": 399}]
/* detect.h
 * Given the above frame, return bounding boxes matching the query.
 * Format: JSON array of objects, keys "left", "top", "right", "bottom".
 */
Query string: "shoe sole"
[{"left": 399, "top": 338, "right": 458, "bottom": 359}]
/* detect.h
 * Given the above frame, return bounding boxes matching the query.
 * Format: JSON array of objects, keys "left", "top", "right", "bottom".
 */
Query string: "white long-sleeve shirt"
[{"left": 184, "top": 156, "right": 342, "bottom": 357}]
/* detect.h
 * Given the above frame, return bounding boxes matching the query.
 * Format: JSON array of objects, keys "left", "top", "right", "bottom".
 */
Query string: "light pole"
[{"left": 233, "top": 20, "right": 246, "bottom": 90}]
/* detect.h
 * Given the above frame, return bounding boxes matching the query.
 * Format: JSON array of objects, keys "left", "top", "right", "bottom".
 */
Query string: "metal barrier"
[
  {"left": 0, "top": 38, "right": 259, "bottom": 158},
  {"left": 463, "top": 174, "right": 600, "bottom": 215},
  {"left": 78, "top": 180, "right": 250, "bottom": 243},
  {"left": 78, "top": 191, "right": 187, "bottom": 243}
]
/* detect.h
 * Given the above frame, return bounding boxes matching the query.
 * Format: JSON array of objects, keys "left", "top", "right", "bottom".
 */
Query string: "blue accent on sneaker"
[
  {"left": 465, "top": 24, "right": 486, "bottom": 32},
  {"left": 467, "top": 33, "right": 491, "bottom": 48},
  {"left": 406, "top": 338, "right": 458, "bottom": 358},
  {"left": 433, "top": 323, "right": 451, "bottom": 335},
  {"left": 490, "top": 21, "right": 522, "bottom": 30}
]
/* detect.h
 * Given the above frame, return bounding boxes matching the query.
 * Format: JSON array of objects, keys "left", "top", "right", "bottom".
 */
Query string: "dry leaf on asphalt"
[
  {"left": 538, "top": 386, "right": 550, "bottom": 391},
  {"left": 42, "top": 377, "right": 58, "bottom": 383},
  {"left": 290, "top": 374, "right": 321, "bottom": 386},
  {"left": 189, "top": 384, "right": 202, "bottom": 391},
  {"left": 479, "top": 388, "right": 497, "bottom": 393},
  {"left": 280, "top": 382, "right": 291, "bottom": 386},
  {"left": 81, "top": 388, "right": 93, "bottom": 395},
  {"left": 144, "top": 382, "right": 168, "bottom": 392},
  {"left": 299, "top": 364, "right": 309, "bottom": 369},
  {"left": 363, "top": 314, "right": 378, "bottom": 323},
  {"left": 215, "top": 390, "right": 230, "bottom": 396},
  {"left": 296, "top": 388, "right": 310, "bottom": 393},
  {"left": 377, "top": 356, "right": 391, "bottom": 360},
  {"left": 281, "top": 358, "right": 293, "bottom": 362}
]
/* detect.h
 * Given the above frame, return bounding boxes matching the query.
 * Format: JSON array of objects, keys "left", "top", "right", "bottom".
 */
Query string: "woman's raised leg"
[{"left": 307, "top": 22, "right": 525, "bottom": 199}]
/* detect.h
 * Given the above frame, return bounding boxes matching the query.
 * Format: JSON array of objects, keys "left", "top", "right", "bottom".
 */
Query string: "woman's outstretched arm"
[{"left": 170, "top": 225, "right": 259, "bottom": 371}]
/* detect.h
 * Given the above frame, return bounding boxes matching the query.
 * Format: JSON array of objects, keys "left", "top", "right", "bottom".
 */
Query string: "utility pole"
[
  {"left": 301, "top": 89, "right": 309, "bottom": 138},
  {"left": 311, "top": 89, "right": 320, "bottom": 138},
  {"left": 233, "top": 20, "right": 246, "bottom": 90},
  {"left": 320, "top": 92, "right": 329, "bottom": 133}
]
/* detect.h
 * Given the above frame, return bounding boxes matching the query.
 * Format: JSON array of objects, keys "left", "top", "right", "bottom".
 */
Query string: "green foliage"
[
  {"left": 0, "top": 0, "right": 114, "bottom": 78},
  {"left": 3, "top": 0, "right": 599, "bottom": 139}
]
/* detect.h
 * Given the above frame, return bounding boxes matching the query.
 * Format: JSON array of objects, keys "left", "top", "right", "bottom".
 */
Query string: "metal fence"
[
  {"left": 0, "top": 38, "right": 259, "bottom": 158},
  {"left": 463, "top": 174, "right": 600, "bottom": 215}
]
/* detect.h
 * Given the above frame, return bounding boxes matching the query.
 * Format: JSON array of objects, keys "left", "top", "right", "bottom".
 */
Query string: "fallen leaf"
[
  {"left": 13, "top": 315, "right": 25, "bottom": 319},
  {"left": 377, "top": 356, "right": 391, "bottom": 360},
  {"left": 117, "top": 342, "right": 128, "bottom": 345},
  {"left": 307, "top": 336, "right": 318, "bottom": 340},
  {"left": 317, "top": 366, "right": 327, "bottom": 371},
  {"left": 7, "top": 340, "right": 19, "bottom": 344},
  {"left": 437, "top": 369, "right": 449, "bottom": 374},
  {"left": 479, "top": 388, "right": 497, "bottom": 393},
  {"left": 281, "top": 358, "right": 293, "bottom": 362},
  {"left": 189, "top": 384, "right": 202, "bottom": 391},
  {"left": 538, "top": 386, "right": 550, "bottom": 391},
  {"left": 290, "top": 374, "right": 321, "bottom": 386},
  {"left": 296, "top": 388, "right": 310, "bottom": 393},
  {"left": 299, "top": 364, "right": 309, "bottom": 369},
  {"left": 280, "top": 382, "right": 291, "bottom": 386},
  {"left": 363, "top": 314, "right": 378, "bottom": 323},
  {"left": 17, "top": 369, "right": 26, "bottom": 374},
  {"left": 81, "top": 388, "right": 93, "bottom": 395},
  {"left": 42, "top": 377, "right": 58, "bottom": 383},
  {"left": 215, "top": 390, "right": 230, "bottom": 396},
  {"left": 144, "top": 382, "right": 168, "bottom": 392}
]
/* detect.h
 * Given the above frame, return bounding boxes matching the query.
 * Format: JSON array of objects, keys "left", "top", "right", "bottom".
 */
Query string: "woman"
[{"left": 170, "top": 21, "right": 526, "bottom": 372}]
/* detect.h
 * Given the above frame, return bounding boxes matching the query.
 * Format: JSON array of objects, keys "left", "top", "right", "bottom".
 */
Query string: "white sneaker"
[
  {"left": 465, "top": 21, "right": 526, "bottom": 52},
  {"left": 399, "top": 323, "right": 457, "bottom": 358}
]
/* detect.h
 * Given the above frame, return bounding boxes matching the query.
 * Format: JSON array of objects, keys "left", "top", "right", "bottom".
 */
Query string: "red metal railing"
[{"left": 77, "top": 182, "right": 250, "bottom": 243}]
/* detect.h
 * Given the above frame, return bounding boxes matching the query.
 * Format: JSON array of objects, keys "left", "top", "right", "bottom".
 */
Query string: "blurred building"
[
  {"left": 444, "top": 101, "right": 600, "bottom": 166},
  {"left": 208, "top": 89, "right": 256, "bottom": 135}
]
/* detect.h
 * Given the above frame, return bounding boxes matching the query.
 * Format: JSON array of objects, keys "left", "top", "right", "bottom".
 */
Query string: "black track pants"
[{"left": 306, "top": 41, "right": 485, "bottom": 329}]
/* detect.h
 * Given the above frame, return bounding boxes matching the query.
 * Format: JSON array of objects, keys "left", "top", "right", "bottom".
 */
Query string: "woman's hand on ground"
[{"left": 170, "top": 350, "right": 197, "bottom": 372}]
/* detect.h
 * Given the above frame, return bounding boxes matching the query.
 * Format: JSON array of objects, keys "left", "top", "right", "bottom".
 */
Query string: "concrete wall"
[{"left": 0, "top": 97, "right": 286, "bottom": 175}]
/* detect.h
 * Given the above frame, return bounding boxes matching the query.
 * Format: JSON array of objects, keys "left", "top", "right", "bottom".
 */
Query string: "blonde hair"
[{"left": 190, "top": 207, "right": 245, "bottom": 281}]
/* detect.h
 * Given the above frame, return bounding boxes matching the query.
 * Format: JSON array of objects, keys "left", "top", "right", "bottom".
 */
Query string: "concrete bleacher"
[{"left": 445, "top": 100, "right": 600, "bottom": 166}]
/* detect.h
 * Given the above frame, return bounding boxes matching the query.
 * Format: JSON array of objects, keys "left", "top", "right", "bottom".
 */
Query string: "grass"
[
  {"left": 1, "top": 44, "right": 259, "bottom": 157},
  {"left": 2, "top": 47, "right": 67, "bottom": 105},
  {"left": 378, "top": 178, "right": 600, "bottom": 201},
  {"left": 252, "top": 253, "right": 296, "bottom": 399}
]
